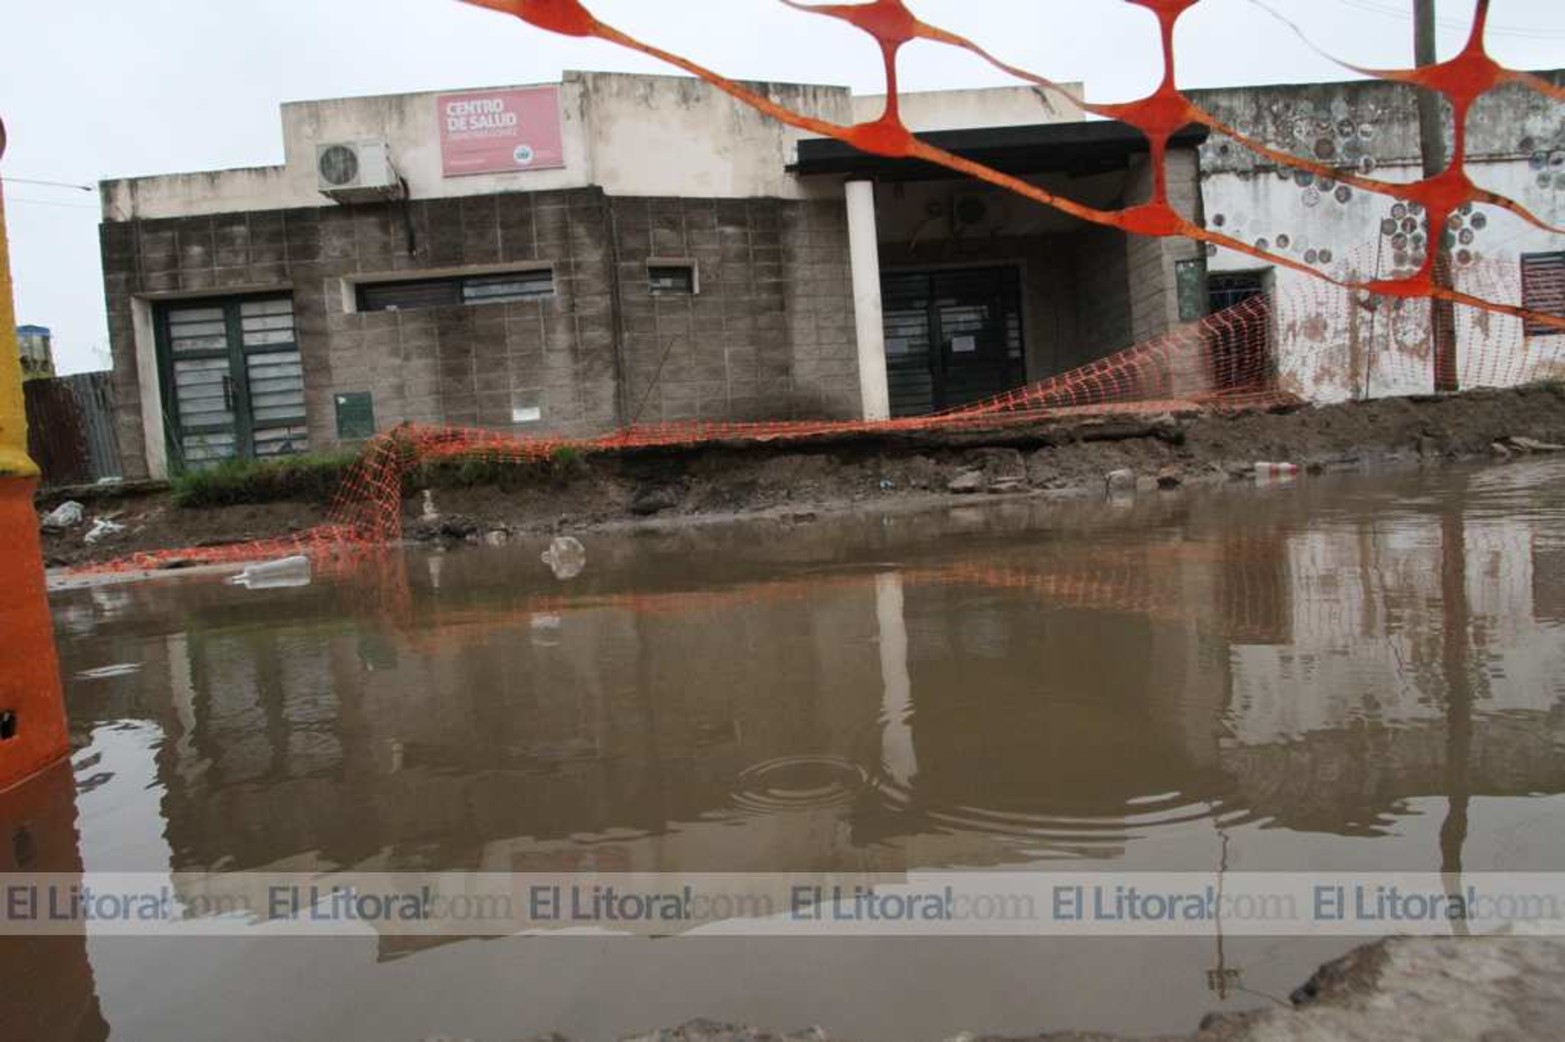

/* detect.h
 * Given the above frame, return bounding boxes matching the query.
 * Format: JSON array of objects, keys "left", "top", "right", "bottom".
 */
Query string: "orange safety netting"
[
  {"left": 463, "top": 0, "right": 1565, "bottom": 336},
  {"left": 78, "top": 295, "right": 1290, "bottom": 576},
  {"left": 69, "top": 247, "right": 1565, "bottom": 579}
]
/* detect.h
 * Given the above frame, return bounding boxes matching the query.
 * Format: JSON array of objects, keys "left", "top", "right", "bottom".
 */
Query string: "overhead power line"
[
  {"left": 1326, "top": 0, "right": 1565, "bottom": 40},
  {"left": 0, "top": 176, "right": 95, "bottom": 193}
]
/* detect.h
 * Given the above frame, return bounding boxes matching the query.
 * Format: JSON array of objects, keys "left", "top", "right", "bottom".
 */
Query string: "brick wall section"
[
  {"left": 781, "top": 200, "right": 862, "bottom": 420},
  {"left": 102, "top": 189, "right": 865, "bottom": 477},
  {"left": 1124, "top": 147, "right": 1206, "bottom": 344},
  {"left": 1069, "top": 224, "right": 1134, "bottom": 367},
  {"left": 614, "top": 197, "right": 789, "bottom": 423},
  {"left": 102, "top": 188, "right": 621, "bottom": 478}
]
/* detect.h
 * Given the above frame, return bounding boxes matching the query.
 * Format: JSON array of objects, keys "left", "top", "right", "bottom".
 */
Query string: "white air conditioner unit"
[{"left": 315, "top": 140, "right": 404, "bottom": 204}]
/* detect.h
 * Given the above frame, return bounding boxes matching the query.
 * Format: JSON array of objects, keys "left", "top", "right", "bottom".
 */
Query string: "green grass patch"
[{"left": 170, "top": 453, "right": 358, "bottom": 509}]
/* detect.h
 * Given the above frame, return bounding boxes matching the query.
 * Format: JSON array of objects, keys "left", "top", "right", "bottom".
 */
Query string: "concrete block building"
[
  {"left": 98, "top": 68, "right": 1562, "bottom": 479},
  {"left": 97, "top": 71, "right": 1207, "bottom": 479}
]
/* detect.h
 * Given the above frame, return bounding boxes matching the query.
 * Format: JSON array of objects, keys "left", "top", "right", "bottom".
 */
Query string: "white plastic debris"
[
  {"left": 83, "top": 517, "right": 126, "bottom": 544},
  {"left": 75, "top": 663, "right": 143, "bottom": 680},
  {"left": 421, "top": 489, "right": 440, "bottom": 522},
  {"left": 1254, "top": 461, "right": 1300, "bottom": 480},
  {"left": 1104, "top": 468, "right": 1136, "bottom": 494},
  {"left": 228, "top": 555, "right": 313, "bottom": 590},
  {"left": 41, "top": 501, "right": 85, "bottom": 531},
  {"left": 541, "top": 536, "right": 587, "bottom": 580}
]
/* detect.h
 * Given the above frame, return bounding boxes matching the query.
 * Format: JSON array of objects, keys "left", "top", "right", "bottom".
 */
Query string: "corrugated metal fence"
[{"left": 24, "top": 372, "right": 123, "bottom": 487}]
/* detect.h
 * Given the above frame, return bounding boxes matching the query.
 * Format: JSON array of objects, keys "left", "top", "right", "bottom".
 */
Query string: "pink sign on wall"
[{"left": 438, "top": 86, "right": 566, "bottom": 177}]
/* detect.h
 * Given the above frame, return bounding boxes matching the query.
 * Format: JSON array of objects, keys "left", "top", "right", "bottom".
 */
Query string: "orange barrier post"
[{"left": 0, "top": 118, "right": 71, "bottom": 792}]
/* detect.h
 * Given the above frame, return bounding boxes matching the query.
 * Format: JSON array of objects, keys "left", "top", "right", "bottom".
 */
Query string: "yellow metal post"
[
  {"left": 0, "top": 122, "right": 38, "bottom": 479},
  {"left": 0, "top": 117, "right": 70, "bottom": 792}
]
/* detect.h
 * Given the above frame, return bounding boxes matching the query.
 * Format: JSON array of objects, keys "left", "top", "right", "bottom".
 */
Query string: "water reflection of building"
[
  {"left": 55, "top": 468, "right": 1565, "bottom": 888},
  {"left": 0, "top": 763, "right": 109, "bottom": 1042},
  {"left": 1222, "top": 474, "right": 1565, "bottom": 833}
]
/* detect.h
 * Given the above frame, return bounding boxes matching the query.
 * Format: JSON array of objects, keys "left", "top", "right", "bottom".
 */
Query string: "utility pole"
[{"left": 1415, "top": 0, "right": 1459, "bottom": 392}]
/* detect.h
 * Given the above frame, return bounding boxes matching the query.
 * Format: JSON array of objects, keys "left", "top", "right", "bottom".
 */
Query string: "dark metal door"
[{"left": 881, "top": 267, "right": 1026, "bottom": 416}]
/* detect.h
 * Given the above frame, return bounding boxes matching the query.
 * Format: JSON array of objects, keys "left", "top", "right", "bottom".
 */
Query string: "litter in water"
[
  {"left": 541, "top": 536, "right": 587, "bottom": 581},
  {"left": 228, "top": 555, "right": 313, "bottom": 590}
]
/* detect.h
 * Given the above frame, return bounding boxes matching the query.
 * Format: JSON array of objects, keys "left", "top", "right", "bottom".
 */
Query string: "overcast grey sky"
[{"left": 2, "top": 0, "right": 1562, "bottom": 374}]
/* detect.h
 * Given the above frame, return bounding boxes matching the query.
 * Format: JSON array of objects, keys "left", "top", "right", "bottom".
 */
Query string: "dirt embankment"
[
  {"left": 37, "top": 384, "right": 1565, "bottom": 569},
  {"left": 560, "top": 934, "right": 1565, "bottom": 1042}
]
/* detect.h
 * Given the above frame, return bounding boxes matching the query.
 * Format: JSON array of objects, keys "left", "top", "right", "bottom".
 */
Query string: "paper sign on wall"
[
  {"left": 951, "top": 335, "right": 978, "bottom": 354},
  {"left": 438, "top": 87, "right": 566, "bottom": 177}
]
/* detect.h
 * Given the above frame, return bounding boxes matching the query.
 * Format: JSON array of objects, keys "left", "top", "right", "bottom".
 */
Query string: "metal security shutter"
[
  {"left": 883, "top": 273, "right": 937, "bottom": 417},
  {"left": 1522, "top": 253, "right": 1565, "bottom": 338},
  {"left": 159, "top": 296, "right": 306, "bottom": 469},
  {"left": 880, "top": 267, "right": 1026, "bottom": 416}
]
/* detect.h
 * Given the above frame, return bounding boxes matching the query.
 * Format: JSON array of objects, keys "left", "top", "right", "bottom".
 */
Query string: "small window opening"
[
  {"left": 356, "top": 269, "right": 554, "bottom": 313},
  {"left": 649, "top": 262, "right": 697, "bottom": 297}
]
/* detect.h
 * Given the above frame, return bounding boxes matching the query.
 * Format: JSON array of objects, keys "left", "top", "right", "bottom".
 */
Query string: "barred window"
[
  {"left": 357, "top": 269, "right": 554, "bottom": 312},
  {"left": 1522, "top": 252, "right": 1565, "bottom": 337}
]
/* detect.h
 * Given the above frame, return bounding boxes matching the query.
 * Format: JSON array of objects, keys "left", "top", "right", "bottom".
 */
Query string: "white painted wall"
[
  {"left": 1196, "top": 77, "right": 1565, "bottom": 401},
  {"left": 851, "top": 84, "right": 1084, "bottom": 131},
  {"left": 100, "top": 76, "right": 1092, "bottom": 223},
  {"left": 1227, "top": 512, "right": 1565, "bottom": 746},
  {"left": 101, "top": 70, "right": 862, "bottom": 220}
]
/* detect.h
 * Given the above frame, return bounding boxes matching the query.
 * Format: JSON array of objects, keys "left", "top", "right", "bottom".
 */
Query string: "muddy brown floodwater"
[{"left": 10, "top": 458, "right": 1565, "bottom": 1041}]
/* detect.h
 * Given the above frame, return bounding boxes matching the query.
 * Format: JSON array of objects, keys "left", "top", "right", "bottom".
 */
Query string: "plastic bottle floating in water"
[
  {"left": 229, "top": 555, "right": 313, "bottom": 590},
  {"left": 541, "top": 536, "right": 587, "bottom": 580}
]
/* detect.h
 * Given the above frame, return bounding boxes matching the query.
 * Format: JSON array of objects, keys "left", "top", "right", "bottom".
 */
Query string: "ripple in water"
[
  {"left": 872, "top": 775, "right": 1262, "bottom": 851},
  {"left": 731, "top": 755, "right": 869, "bottom": 814}
]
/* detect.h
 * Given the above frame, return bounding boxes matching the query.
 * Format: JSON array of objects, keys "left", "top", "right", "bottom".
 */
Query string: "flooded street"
[{"left": 19, "top": 459, "right": 1565, "bottom": 1041}]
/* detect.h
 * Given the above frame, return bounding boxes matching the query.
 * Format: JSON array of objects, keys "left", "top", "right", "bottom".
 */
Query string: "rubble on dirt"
[
  {"left": 36, "top": 383, "right": 1565, "bottom": 570},
  {"left": 434, "top": 935, "right": 1564, "bottom": 1042}
]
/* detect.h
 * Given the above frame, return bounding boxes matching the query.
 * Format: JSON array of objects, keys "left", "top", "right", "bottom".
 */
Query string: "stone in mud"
[
  {"left": 1508, "top": 435, "right": 1565, "bottom": 453},
  {"left": 968, "top": 447, "right": 1027, "bottom": 482},
  {"left": 970, "top": 934, "right": 1565, "bottom": 1042},
  {"left": 988, "top": 477, "right": 1028, "bottom": 494},
  {"left": 948, "top": 469, "right": 986, "bottom": 494},
  {"left": 1104, "top": 469, "right": 1136, "bottom": 494},
  {"left": 1156, "top": 466, "right": 1183, "bottom": 489},
  {"left": 439, "top": 515, "right": 481, "bottom": 541},
  {"left": 630, "top": 486, "right": 680, "bottom": 516},
  {"left": 621, "top": 1020, "right": 828, "bottom": 1042}
]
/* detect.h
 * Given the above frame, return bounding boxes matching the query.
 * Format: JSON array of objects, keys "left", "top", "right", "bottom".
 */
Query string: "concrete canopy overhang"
[{"left": 788, "top": 119, "right": 1209, "bottom": 181}]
